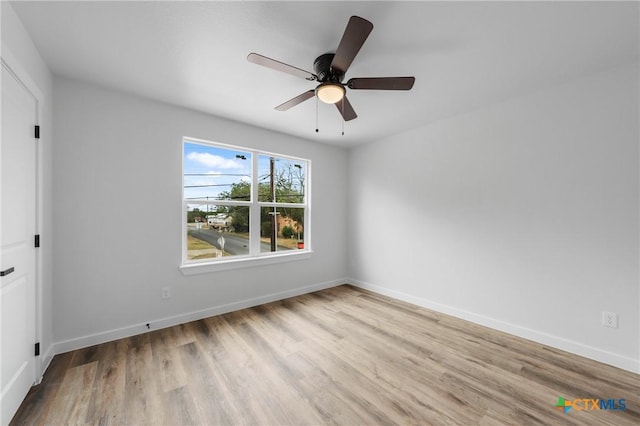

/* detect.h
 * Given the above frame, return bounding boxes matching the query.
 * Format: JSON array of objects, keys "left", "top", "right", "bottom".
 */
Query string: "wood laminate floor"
[{"left": 11, "top": 285, "right": 640, "bottom": 425}]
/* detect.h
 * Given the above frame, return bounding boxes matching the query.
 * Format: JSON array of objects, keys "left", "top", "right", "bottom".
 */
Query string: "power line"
[
  {"left": 184, "top": 173, "right": 250, "bottom": 177},
  {"left": 184, "top": 184, "right": 237, "bottom": 188},
  {"left": 185, "top": 196, "right": 251, "bottom": 200}
]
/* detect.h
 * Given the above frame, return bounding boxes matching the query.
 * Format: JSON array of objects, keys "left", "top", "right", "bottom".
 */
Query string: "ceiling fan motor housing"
[{"left": 314, "top": 53, "right": 345, "bottom": 83}]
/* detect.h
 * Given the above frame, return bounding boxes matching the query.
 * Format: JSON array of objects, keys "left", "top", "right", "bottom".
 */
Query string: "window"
[{"left": 182, "top": 138, "right": 309, "bottom": 270}]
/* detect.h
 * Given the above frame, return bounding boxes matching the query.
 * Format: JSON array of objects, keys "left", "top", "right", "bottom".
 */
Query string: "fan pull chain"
[
  {"left": 315, "top": 96, "right": 319, "bottom": 133},
  {"left": 341, "top": 97, "right": 345, "bottom": 136}
]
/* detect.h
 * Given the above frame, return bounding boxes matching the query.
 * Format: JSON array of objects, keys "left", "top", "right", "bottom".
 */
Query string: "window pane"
[
  {"left": 184, "top": 142, "right": 251, "bottom": 201},
  {"left": 258, "top": 155, "right": 306, "bottom": 203},
  {"left": 260, "top": 207, "right": 305, "bottom": 253},
  {"left": 186, "top": 204, "right": 250, "bottom": 260},
  {"left": 182, "top": 138, "right": 310, "bottom": 267}
]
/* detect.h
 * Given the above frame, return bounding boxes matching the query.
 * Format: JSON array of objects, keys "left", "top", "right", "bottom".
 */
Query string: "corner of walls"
[{"left": 346, "top": 63, "right": 639, "bottom": 374}]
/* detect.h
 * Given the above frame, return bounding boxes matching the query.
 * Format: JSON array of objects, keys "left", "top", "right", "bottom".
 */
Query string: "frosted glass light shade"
[{"left": 316, "top": 83, "right": 345, "bottom": 104}]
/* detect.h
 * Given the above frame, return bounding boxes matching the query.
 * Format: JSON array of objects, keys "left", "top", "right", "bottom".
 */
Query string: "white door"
[{"left": 0, "top": 64, "right": 37, "bottom": 425}]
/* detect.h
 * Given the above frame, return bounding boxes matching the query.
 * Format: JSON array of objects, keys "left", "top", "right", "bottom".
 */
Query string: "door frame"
[{"left": 1, "top": 45, "right": 46, "bottom": 381}]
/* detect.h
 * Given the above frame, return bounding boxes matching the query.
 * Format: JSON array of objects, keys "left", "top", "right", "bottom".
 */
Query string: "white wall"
[
  {"left": 1, "top": 2, "right": 55, "bottom": 374},
  {"left": 348, "top": 63, "right": 639, "bottom": 372},
  {"left": 52, "top": 77, "right": 348, "bottom": 349}
]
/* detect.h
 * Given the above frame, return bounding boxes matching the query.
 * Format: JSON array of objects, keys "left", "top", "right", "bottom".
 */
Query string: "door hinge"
[
  {"left": 34, "top": 125, "right": 40, "bottom": 139},
  {"left": 35, "top": 234, "right": 40, "bottom": 248},
  {"left": 35, "top": 342, "right": 40, "bottom": 356}
]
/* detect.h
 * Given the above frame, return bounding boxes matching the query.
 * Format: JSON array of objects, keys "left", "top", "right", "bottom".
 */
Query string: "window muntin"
[{"left": 183, "top": 138, "right": 309, "bottom": 266}]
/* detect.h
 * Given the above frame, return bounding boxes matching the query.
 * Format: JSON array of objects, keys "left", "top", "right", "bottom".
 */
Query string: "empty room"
[{"left": 1, "top": 1, "right": 638, "bottom": 425}]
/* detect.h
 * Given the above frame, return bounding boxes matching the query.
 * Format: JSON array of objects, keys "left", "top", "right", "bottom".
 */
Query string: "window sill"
[{"left": 179, "top": 250, "right": 313, "bottom": 275}]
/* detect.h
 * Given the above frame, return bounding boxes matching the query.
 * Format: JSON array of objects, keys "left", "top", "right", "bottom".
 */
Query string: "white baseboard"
[
  {"left": 53, "top": 278, "right": 345, "bottom": 355},
  {"left": 346, "top": 278, "right": 640, "bottom": 374}
]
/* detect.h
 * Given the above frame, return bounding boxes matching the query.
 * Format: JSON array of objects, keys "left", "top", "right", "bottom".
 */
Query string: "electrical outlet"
[
  {"left": 602, "top": 311, "right": 618, "bottom": 329},
  {"left": 162, "top": 287, "right": 171, "bottom": 299}
]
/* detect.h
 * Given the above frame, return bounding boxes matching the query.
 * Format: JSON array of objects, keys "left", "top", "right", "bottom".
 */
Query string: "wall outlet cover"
[{"left": 602, "top": 311, "right": 618, "bottom": 329}]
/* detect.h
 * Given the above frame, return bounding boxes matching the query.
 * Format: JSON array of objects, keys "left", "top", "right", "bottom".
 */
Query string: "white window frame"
[{"left": 180, "top": 137, "right": 311, "bottom": 275}]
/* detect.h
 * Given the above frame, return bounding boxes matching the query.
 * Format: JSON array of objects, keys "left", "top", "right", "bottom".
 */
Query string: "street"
[{"left": 189, "top": 228, "right": 292, "bottom": 255}]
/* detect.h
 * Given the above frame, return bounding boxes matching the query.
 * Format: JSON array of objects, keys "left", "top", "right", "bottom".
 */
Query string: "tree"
[
  {"left": 187, "top": 207, "right": 203, "bottom": 223},
  {"left": 220, "top": 164, "right": 305, "bottom": 236},
  {"left": 220, "top": 181, "right": 250, "bottom": 201},
  {"left": 219, "top": 182, "right": 250, "bottom": 232}
]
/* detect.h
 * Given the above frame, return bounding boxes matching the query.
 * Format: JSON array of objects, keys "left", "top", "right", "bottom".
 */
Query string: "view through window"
[{"left": 183, "top": 138, "right": 309, "bottom": 264}]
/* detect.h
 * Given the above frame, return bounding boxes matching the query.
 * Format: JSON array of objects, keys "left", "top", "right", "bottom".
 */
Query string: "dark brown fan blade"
[
  {"left": 347, "top": 77, "right": 415, "bottom": 90},
  {"left": 335, "top": 96, "right": 357, "bottom": 121},
  {"left": 275, "top": 90, "right": 315, "bottom": 111},
  {"left": 248, "top": 53, "right": 317, "bottom": 81},
  {"left": 330, "top": 16, "right": 373, "bottom": 75}
]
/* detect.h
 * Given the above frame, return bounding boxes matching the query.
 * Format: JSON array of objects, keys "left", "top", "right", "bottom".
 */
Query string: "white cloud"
[{"left": 186, "top": 152, "right": 243, "bottom": 169}]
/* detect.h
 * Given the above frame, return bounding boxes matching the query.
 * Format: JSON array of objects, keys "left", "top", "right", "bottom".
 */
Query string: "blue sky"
[{"left": 183, "top": 141, "right": 251, "bottom": 202}]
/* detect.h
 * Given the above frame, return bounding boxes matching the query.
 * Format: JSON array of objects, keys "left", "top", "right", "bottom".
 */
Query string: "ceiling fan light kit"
[
  {"left": 248, "top": 15, "right": 415, "bottom": 130},
  {"left": 316, "top": 83, "right": 345, "bottom": 104}
]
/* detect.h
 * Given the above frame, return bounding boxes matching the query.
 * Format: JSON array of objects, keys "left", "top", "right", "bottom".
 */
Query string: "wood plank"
[
  {"left": 45, "top": 361, "right": 98, "bottom": 425},
  {"left": 84, "top": 339, "right": 127, "bottom": 425},
  {"left": 121, "top": 334, "right": 165, "bottom": 425},
  {"left": 150, "top": 327, "right": 188, "bottom": 393}
]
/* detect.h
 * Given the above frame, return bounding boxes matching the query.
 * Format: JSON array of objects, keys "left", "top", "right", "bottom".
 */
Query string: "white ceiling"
[{"left": 9, "top": 1, "right": 640, "bottom": 147}]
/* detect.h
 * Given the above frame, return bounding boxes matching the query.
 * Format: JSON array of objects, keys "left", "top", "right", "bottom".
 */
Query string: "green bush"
[{"left": 281, "top": 225, "right": 295, "bottom": 239}]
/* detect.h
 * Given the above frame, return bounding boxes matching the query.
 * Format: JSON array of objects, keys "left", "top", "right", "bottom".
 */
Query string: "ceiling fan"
[{"left": 247, "top": 15, "right": 415, "bottom": 122}]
